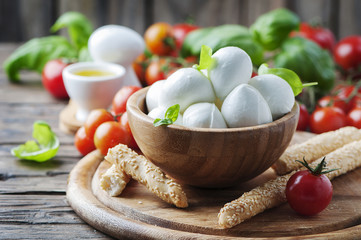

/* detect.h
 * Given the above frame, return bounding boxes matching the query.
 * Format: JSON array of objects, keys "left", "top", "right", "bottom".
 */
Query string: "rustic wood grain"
[{"left": 67, "top": 134, "right": 361, "bottom": 239}]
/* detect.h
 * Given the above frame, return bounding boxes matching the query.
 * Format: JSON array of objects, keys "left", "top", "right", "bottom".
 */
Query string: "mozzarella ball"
[
  {"left": 146, "top": 80, "right": 165, "bottom": 112},
  {"left": 88, "top": 25, "right": 145, "bottom": 66},
  {"left": 249, "top": 74, "right": 295, "bottom": 120},
  {"left": 159, "top": 68, "right": 216, "bottom": 112},
  {"left": 183, "top": 103, "right": 227, "bottom": 128},
  {"left": 221, "top": 84, "right": 272, "bottom": 127},
  {"left": 148, "top": 106, "right": 183, "bottom": 125},
  {"left": 209, "top": 47, "right": 253, "bottom": 101}
]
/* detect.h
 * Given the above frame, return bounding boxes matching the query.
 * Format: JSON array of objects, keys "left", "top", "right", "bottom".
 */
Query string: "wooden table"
[{"left": 0, "top": 43, "right": 113, "bottom": 239}]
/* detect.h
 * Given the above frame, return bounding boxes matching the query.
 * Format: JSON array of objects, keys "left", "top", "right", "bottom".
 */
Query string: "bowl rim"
[{"left": 127, "top": 86, "right": 299, "bottom": 133}]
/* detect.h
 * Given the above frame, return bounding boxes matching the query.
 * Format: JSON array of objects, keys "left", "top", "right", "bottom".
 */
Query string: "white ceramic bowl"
[{"left": 63, "top": 62, "right": 126, "bottom": 122}]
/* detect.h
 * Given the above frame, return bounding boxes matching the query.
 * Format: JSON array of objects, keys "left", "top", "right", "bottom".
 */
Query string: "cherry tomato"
[
  {"left": 290, "top": 22, "right": 335, "bottom": 51},
  {"left": 84, "top": 109, "right": 114, "bottom": 138},
  {"left": 346, "top": 107, "right": 361, "bottom": 128},
  {"left": 111, "top": 86, "right": 141, "bottom": 115},
  {"left": 334, "top": 85, "right": 361, "bottom": 112},
  {"left": 334, "top": 84, "right": 355, "bottom": 100},
  {"left": 94, "top": 121, "right": 131, "bottom": 156},
  {"left": 317, "top": 95, "right": 348, "bottom": 113},
  {"left": 145, "top": 59, "right": 168, "bottom": 85},
  {"left": 297, "top": 103, "right": 310, "bottom": 131},
  {"left": 144, "top": 22, "right": 176, "bottom": 56},
  {"left": 334, "top": 35, "right": 361, "bottom": 70},
  {"left": 132, "top": 53, "right": 150, "bottom": 87},
  {"left": 286, "top": 165, "right": 333, "bottom": 216},
  {"left": 74, "top": 126, "right": 96, "bottom": 156},
  {"left": 145, "top": 57, "right": 182, "bottom": 86},
  {"left": 348, "top": 95, "right": 361, "bottom": 110},
  {"left": 42, "top": 59, "right": 70, "bottom": 99},
  {"left": 310, "top": 107, "right": 347, "bottom": 134},
  {"left": 173, "top": 23, "right": 199, "bottom": 50},
  {"left": 120, "top": 112, "right": 138, "bottom": 149}
]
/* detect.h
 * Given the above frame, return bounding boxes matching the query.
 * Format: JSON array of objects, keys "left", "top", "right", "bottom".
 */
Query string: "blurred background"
[{"left": 1, "top": 0, "right": 360, "bottom": 42}]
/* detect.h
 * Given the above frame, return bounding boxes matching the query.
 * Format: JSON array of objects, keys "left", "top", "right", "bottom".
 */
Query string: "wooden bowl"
[{"left": 127, "top": 87, "right": 299, "bottom": 188}]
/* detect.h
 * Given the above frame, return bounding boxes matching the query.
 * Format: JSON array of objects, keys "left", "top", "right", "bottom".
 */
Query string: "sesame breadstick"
[
  {"left": 105, "top": 144, "right": 188, "bottom": 208},
  {"left": 100, "top": 164, "right": 131, "bottom": 197},
  {"left": 218, "top": 139, "right": 361, "bottom": 228},
  {"left": 273, "top": 126, "right": 361, "bottom": 175}
]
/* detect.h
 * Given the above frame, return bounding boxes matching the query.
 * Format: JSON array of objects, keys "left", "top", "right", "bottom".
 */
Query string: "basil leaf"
[
  {"left": 274, "top": 37, "right": 335, "bottom": 93},
  {"left": 195, "top": 45, "right": 216, "bottom": 74},
  {"left": 165, "top": 104, "right": 180, "bottom": 122},
  {"left": 181, "top": 24, "right": 264, "bottom": 66},
  {"left": 51, "top": 11, "right": 93, "bottom": 50},
  {"left": 11, "top": 121, "right": 59, "bottom": 162},
  {"left": 258, "top": 63, "right": 304, "bottom": 96},
  {"left": 153, "top": 118, "right": 173, "bottom": 127},
  {"left": 250, "top": 8, "right": 300, "bottom": 51},
  {"left": 3, "top": 36, "right": 77, "bottom": 82},
  {"left": 153, "top": 104, "right": 180, "bottom": 127}
]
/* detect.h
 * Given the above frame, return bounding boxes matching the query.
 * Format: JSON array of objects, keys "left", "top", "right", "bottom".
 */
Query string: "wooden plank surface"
[{"left": 0, "top": 44, "right": 113, "bottom": 239}]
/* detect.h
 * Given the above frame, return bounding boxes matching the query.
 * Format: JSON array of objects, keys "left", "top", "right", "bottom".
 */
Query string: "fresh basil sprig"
[
  {"left": 274, "top": 37, "right": 335, "bottom": 93},
  {"left": 4, "top": 36, "right": 78, "bottom": 81},
  {"left": 3, "top": 11, "right": 93, "bottom": 82},
  {"left": 11, "top": 121, "right": 59, "bottom": 162},
  {"left": 250, "top": 8, "right": 300, "bottom": 51},
  {"left": 51, "top": 11, "right": 93, "bottom": 51},
  {"left": 153, "top": 104, "right": 180, "bottom": 127},
  {"left": 181, "top": 24, "right": 264, "bottom": 66},
  {"left": 258, "top": 63, "right": 317, "bottom": 96},
  {"left": 194, "top": 45, "right": 216, "bottom": 75}
]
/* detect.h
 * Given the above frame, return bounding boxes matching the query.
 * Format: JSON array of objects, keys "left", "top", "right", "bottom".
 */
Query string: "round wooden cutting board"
[{"left": 67, "top": 132, "right": 361, "bottom": 239}]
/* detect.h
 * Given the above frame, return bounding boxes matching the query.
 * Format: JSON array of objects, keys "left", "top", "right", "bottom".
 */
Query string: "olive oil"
[{"left": 74, "top": 70, "right": 115, "bottom": 77}]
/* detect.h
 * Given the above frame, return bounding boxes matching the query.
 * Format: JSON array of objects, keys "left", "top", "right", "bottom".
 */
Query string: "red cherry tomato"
[
  {"left": 348, "top": 95, "right": 361, "bottom": 110},
  {"left": 111, "top": 86, "right": 141, "bottom": 115},
  {"left": 144, "top": 22, "right": 176, "bottom": 56},
  {"left": 145, "top": 58, "right": 182, "bottom": 86},
  {"left": 132, "top": 53, "right": 150, "bottom": 87},
  {"left": 334, "top": 84, "right": 355, "bottom": 99},
  {"left": 297, "top": 103, "right": 310, "bottom": 131},
  {"left": 74, "top": 126, "right": 96, "bottom": 156},
  {"left": 94, "top": 121, "right": 131, "bottom": 156},
  {"left": 310, "top": 107, "right": 347, "bottom": 134},
  {"left": 290, "top": 22, "right": 335, "bottom": 51},
  {"left": 173, "top": 23, "right": 199, "bottom": 50},
  {"left": 346, "top": 107, "right": 361, "bottom": 128},
  {"left": 334, "top": 35, "right": 361, "bottom": 70},
  {"left": 42, "top": 59, "right": 70, "bottom": 99},
  {"left": 145, "top": 59, "right": 168, "bottom": 86},
  {"left": 120, "top": 112, "right": 138, "bottom": 149},
  {"left": 317, "top": 95, "right": 348, "bottom": 113},
  {"left": 286, "top": 168, "right": 333, "bottom": 216},
  {"left": 84, "top": 109, "right": 114, "bottom": 138},
  {"left": 334, "top": 85, "right": 361, "bottom": 112}
]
